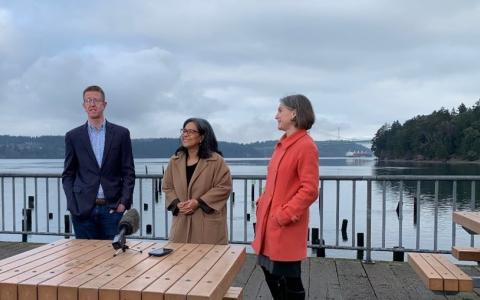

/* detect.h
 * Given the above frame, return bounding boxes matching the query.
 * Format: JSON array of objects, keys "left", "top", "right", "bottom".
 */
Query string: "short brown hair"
[
  {"left": 280, "top": 94, "right": 315, "bottom": 130},
  {"left": 83, "top": 85, "right": 105, "bottom": 100}
]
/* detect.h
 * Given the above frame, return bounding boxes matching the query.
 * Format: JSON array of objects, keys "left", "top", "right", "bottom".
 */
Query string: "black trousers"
[{"left": 261, "top": 267, "right": 305, "bottom": 300}]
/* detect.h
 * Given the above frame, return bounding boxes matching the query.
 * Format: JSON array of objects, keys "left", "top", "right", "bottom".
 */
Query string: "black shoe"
[{"left": 285, "top": 288, "right": 305, "bottom": 300}]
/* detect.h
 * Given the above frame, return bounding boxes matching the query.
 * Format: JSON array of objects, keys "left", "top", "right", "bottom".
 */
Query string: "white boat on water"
[{"left": 345, "top": 150, "right": 371, "bottom": 157}]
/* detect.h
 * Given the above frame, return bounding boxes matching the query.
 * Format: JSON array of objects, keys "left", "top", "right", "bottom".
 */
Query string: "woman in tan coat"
[{"left": 162, "top": 118, "right": 232, "bottom": 244}]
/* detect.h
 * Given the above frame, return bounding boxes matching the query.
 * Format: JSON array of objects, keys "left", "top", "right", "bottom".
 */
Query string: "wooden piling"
[{"left": 357, "top": 233, "right": 364, "bottom": 260}]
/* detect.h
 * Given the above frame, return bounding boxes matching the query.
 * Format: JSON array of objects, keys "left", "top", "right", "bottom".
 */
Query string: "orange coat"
[{"left": 252, "top": 130, "right": 319, "bottom": 261}]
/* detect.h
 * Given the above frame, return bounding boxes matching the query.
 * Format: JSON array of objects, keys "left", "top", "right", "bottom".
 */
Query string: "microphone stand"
[
  {"left": 113, "top": 244, "right": 143, "bottom": 257},
  {"left": 112, "top": 228, "right": 143, "bottom": 256}
]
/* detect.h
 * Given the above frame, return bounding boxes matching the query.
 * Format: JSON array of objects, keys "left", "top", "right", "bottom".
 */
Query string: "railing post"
[
  {"left": 452, "top": 180, "right": 457, "bottom": 247},
  {"left": 12, "top": 177, "right": 16, "bottom": 232},
  {"left": 1, "top": 177, "right": 4, "bottom": 232},
  {"left": 399, "top": 181, "right": 403, "bottom": 247},
  {"left": 416, "top": 181, "right": 421, "bottom": 249},
  {"left": 352, "top": 180, "right": 356, "bottom": 247},
  {"left": 434, "top": 180, "right": 439, "bottom": 251},
  {"left": 151, "top": 177, "right": 156, "bottom": 237},
  {"left": 319, "top": 182, "right": 324, "bottom": 251},
  {"left": 22, "top": 177, "right": 27, "bottom": 242},
  {"left": 244, "top": 179, "right": 248, "bottom": 243},
  {"left": 471, "top": 181, "right": 476, "bottom": 247},
  {"left": 335, "top": 180, "right": 340, "bottom": 246},
  {"left": 229, "top": 192, "right": 234, "bottom": 242},
  {"left": 365, "top": 180, "right": 373, "bottom": 263}
]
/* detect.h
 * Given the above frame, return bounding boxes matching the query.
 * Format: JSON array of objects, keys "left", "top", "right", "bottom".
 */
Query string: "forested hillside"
[
  {"left": 372, "top": 101, "right": 480, "bottom": 161},
  {"left": 0, "top": 135, "right": 370, "bottom": 158}
]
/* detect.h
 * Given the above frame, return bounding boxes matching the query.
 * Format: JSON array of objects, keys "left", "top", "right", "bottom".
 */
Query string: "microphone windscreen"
[{"left": 118, "top": 208, "right": 140, "bottom": 235}]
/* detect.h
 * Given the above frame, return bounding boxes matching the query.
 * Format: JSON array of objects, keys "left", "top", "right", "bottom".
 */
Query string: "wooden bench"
[
  {"left": 223, "top": 286, "right": 243, "bottom": 299},
  {"left": 452, "top": 246, "right": 480, "bottom": 261},
  {"left": 408, "top": 253, "right": 473, "bottom": 292}
]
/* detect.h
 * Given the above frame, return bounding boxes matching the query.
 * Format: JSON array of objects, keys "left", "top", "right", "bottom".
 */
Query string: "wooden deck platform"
[{"left": 2, "top": 241, "right": 480, "bottom": 299}]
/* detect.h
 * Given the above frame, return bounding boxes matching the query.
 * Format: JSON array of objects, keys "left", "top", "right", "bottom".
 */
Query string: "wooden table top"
[
  {"left": 453, "top": 211, "right": 480, "bottom": 234},
  {"left": 0, "top": 239, "right": 246, "bottom": 300}
]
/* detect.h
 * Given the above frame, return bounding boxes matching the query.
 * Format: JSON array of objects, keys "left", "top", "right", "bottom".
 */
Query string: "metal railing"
[{"left": 0, "top": 173, "right": 479, "bottom": 259}]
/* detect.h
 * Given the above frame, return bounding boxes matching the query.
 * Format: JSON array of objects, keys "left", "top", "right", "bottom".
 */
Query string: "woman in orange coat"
[{"left": 252, "top": 95, "right": 319, "bottom": 300}]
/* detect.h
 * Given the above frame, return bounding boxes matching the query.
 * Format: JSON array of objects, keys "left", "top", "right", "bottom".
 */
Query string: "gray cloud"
[{"left": 0, "top": 0, "right": 479, "bottom": 142}]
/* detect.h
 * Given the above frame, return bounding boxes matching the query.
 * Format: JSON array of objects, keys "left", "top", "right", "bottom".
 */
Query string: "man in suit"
[{"left": 62, "top": 85, "right": 135, "bottom": 239}]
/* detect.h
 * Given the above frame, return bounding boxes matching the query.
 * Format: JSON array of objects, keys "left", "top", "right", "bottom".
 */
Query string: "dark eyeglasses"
[
  {"left": 84, "top": 98, "right": 104, "bottom": 105},
  {"left": 180, "top": 129, "right": 199, "bottom": 135}
]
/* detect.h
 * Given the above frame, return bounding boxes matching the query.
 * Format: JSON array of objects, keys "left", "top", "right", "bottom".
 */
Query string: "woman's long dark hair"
[{"left": 175, "top": 118, "right": 223, "bottom": 159}]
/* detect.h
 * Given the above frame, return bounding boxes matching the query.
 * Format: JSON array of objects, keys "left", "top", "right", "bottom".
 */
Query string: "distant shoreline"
[
  {"left": 0, "top": 156, "right": 377, "bottom": 160},
  {"left": 377, "top": 158, "right": 480, "bottom": 165},
  {"left": 0, "top": 135, "right": 372, "bottom": 159}
]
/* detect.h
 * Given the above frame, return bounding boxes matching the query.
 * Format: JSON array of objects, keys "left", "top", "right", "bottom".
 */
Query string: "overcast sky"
[{"left": 0, "top": 0, "right": 479, "bottom": 142}]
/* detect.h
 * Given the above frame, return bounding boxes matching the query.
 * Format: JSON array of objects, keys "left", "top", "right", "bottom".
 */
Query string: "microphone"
[{"left": 112, "top": 208, "right": 140, "bottom": 251}]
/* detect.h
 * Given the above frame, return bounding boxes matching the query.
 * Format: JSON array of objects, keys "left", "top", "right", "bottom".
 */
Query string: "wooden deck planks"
[
  {"left": 309, "top": 258, "right": 342, "bottom": 300},
  {"left": 242, "top": 265, "right": 264, "bottom": 299},
  {"left": 231, "top": 253, "right": 256, "bottom": 288},
  {"left": 255, "top": 280, "right": 272, "bottom": 300},
  {"left": 0, "top": 239, "right": 83, "bottom": 272},
  {"left": 336, "top": 259, "right": 377, "bottom": 300},
  {"left": 0, "top": 242, "right": 46, "bottom": 261},
  {"left": 363, "top": 261, "right": 411, "bottom": 300},
  {"left": 301, "top": 258, "right": 310, "bottom": 299}
]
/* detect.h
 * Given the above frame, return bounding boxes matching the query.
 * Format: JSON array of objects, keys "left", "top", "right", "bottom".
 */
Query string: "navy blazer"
[{"left": 62, "top": 121, "right": 135, "bottom": 218}]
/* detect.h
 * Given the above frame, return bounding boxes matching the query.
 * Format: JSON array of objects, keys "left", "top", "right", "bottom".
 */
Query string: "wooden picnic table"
[
  {"left": 406, "top": 211, "right": 480, "bottom": 292},
  {"left": 453, "top": 211, "right": 480, "bottom": 234},
  {"left": 0, "top": 239, "right": 245, "bottom": 300},
  {"left": 452, "top": 211, "right": 480, "bottom": 261}
]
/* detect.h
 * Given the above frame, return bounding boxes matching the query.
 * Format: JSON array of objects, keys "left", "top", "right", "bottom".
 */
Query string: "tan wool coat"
[{"left": 162, "top": 151, "right": 232, "bottom": 244}]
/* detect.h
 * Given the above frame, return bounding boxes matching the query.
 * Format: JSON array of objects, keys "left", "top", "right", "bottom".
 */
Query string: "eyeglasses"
[
  {"left": 180, "top": 128, "right": 199, "bottom": 135},
  {"left": 83, "top": 98, "right": 104, "bottom": 105}
]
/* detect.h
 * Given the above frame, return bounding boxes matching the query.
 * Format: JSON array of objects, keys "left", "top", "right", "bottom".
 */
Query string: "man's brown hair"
[{"left": 83, "top": 85, "right": 105, "bottom": 100}]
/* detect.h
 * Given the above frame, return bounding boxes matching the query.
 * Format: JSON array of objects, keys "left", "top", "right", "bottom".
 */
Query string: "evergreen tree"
[{"left": 372, "top": 100, "right": 480, "bottom": 161}]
